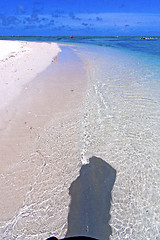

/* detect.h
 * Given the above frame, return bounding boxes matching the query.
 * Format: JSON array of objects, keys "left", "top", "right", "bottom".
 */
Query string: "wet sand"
[{"left": 0, "top": 45, "right": 87, "bottom": 239}]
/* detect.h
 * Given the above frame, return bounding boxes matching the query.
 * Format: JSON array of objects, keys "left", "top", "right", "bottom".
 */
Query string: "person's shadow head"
[{"left": 65, "top": 156, "right": 116, "bottom": 240}]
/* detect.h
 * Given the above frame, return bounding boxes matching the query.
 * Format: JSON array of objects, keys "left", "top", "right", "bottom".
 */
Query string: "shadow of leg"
[{"left": 65, "top": 156, "right": 116, "bottom": 240}]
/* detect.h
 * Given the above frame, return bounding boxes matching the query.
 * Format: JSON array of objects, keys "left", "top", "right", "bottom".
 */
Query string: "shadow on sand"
[{"left": 65, "top": 156, "right": 116, "bottom": 240}]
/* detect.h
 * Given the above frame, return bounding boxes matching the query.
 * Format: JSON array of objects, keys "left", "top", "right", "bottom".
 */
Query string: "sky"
[{"left": 0, "top": 0, "right": 160, "bottom": 36}]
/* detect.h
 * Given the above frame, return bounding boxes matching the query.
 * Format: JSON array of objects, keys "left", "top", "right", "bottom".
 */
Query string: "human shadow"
[{"left": 65, "top": 156, "right": 116, "bottom": 240}]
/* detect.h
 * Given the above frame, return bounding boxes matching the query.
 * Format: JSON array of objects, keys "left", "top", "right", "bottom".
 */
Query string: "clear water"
[
  {"left": 69, "top": 40, "right": 160, "bottom": 239},
  {"left": 1, "top": 36, "right": 159, "bottom": 94},
  {"left": 0, "top": 36, "right": 160, "bottom": 239}
]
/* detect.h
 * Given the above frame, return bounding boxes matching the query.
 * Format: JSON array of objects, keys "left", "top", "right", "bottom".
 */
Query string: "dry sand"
[{"left": 0, "top": 40, "right": 61, "bottom": 111}]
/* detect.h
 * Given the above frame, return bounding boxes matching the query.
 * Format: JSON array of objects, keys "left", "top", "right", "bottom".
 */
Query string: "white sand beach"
[{"left": 0, "top": 40, "right": 61, "bottom": 110}]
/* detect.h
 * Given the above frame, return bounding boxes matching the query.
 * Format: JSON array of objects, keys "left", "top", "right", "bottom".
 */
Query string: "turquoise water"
[
  {"left": 0, "top": 36, "right": 160, "bottom": 56},
  {"left": 1, "top": 36, "right": 159, "bottom": 98},
  {"left": 74, "top": 42, "right": 160, "bottom": 239}
]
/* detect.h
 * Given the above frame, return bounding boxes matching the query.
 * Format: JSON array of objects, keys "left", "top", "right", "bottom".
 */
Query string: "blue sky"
[{"left": 0, "top": 0, "right": 160, "bottom": 36}]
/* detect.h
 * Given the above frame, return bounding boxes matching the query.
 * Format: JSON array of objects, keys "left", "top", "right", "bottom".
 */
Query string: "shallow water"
[
  {"left": 72, "top": 44, "right": 160, "bottom": 239},
  {"left": 0, "top": 37, "right": 160, "bottom": 239},
  {"left": 2, "top": 35, "right": 159, "bottom": 95}
]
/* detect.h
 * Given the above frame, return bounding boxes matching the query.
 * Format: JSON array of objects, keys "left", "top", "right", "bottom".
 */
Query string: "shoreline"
[
  {"left": 0, "top": 43, "right": 87, "bottom": 231},
  {"left": 1, "top": 41, "right": 160, "bottom": 239},
  {"left": 0, "top": 40, "right": 61, "bottom": 111}
]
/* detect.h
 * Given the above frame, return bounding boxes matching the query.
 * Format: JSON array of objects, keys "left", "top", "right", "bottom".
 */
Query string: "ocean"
[
  {"left": 0, "top": 35, "right": 160, "bottom": 56},
  {"left": 1, "top": 35, "right": 160, "bottom": 98},
  {"left": 0, "top": 36, "right": 159, "bottom": 53}
]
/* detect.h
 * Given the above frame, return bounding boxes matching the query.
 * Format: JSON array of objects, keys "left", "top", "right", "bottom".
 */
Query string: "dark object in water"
[
  {"left": 47, "top": 237, "right": 98, "bottom": 239},
  {"left": 70, "top": 36, "right": 74, "bottom": 38},
  {"left": 46, "top": 157, "right": 116, "bottom": 240},
  {"left": 65, "top": 157, "right": 116, "bottom": 240}
]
